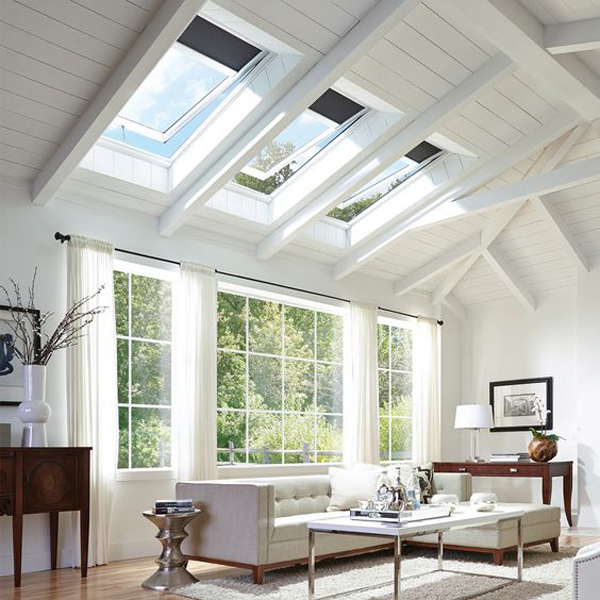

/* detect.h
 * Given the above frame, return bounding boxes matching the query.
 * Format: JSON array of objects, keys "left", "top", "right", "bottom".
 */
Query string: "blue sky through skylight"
[{"left": 102, "top": 43, "right": 239, "bottom": 158}]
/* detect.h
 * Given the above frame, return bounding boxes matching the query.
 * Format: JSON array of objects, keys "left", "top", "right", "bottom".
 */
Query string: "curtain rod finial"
[{"left": 54, "top": 232, "right": 70, "bottom": 244}]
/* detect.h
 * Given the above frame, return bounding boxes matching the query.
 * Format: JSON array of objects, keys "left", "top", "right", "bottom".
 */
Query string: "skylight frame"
[
  {"left": 233, "top": 106, "right": 368, "bottom": 198},
  {"left": 239, "top": 109, "right": 340, "bottom": 181},
  {"left": 112, "top": 44, "right": 268, "bottom": 144},
  {"left": 329, "top": 150, "right": 444, "bottom": 225}
]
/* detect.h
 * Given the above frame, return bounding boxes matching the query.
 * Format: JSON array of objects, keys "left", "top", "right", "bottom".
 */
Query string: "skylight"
[
  {"left": 233, "top": 89, "right": 365, "bottom": 196},
  {"left": 102, "top": 16, "right": 262, "bottom": 158},
  {"left": 327, "top": 141, "right": 442, "bottom": 223}
]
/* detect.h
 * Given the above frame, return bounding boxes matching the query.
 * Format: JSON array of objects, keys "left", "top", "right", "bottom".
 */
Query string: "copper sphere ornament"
[{"left": 528, "top": 436, "right": 558, "bottom": 463}]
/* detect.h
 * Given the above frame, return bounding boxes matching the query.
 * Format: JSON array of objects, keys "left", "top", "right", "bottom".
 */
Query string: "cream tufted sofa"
[{"left": 176, "top": 472, "right": 559, "bottom": 583}]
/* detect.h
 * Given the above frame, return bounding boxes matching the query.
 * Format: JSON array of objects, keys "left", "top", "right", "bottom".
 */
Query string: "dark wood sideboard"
[
  {"left": 0, "top": 447, "right": 91, "bottom": 587},
  {"left": 433, "top": 460, "right": 573, "bottom": 526}
]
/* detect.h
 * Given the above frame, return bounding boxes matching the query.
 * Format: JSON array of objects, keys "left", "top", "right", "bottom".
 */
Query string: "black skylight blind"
[
  {"left": 178, "top": 16, "right": 261, "bottom": 71},
  {"left": 309, "top": 89, "right": 364, "bottom": 125},
  {"left": 405, "top": 141, "right": 441, "bottom": 163}
]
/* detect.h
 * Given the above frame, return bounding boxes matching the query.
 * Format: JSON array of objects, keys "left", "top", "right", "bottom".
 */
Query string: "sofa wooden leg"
[
  {"left": 253, "top": 565, "right": 265, "bottom": 585},
  {"left": 550, "top": 538, "right": 559, "bottom": 553},
  {"left": 492, "top": 550, "right": 504, "bottom": 566}
]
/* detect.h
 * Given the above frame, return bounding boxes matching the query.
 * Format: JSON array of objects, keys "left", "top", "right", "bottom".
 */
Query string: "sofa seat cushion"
[
  {"left": 272, "top": 511, "right": 347, "bottom": 543},
  {"left": 407, "top": 502, "right": 561, "bottom": 550}
]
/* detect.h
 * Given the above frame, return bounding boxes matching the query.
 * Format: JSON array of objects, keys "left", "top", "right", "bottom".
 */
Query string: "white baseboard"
[
  {"left": 109, "top": 538, "right": 156, "bottom": 562},
  {"left": 0, "top": 547, "right": 74, "bottom": 577}
]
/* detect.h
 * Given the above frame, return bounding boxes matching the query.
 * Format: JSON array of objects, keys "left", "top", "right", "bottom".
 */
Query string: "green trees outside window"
[
  {"left": 217, "top": 291, "right": 344, "bottom": 465},
  {"left": 115, "top": 270, "right": 172, "bottom": 469},
  {"left": 378, "top": 321, "right": 413, "bottom": 461}
]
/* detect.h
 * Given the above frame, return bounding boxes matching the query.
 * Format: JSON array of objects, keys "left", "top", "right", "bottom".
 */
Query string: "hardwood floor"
[{"left": 1, "top": 530, "right": 598, "bottom": 599}]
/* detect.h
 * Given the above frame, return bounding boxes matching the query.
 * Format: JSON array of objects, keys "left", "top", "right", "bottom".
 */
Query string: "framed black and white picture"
[
  {"left": 489, "top": 377, "right": 553, "bottom": 432},
  {"left": 0, "top": 305, "right": 41, "bottom": 406}
]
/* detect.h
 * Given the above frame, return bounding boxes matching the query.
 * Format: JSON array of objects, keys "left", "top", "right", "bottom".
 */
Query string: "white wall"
[
  {"left": 459, "top": 268, "right": 600, "bottom": 529},
  {"left": 0, "top": 183, "right": 461, "bottom": 574}
]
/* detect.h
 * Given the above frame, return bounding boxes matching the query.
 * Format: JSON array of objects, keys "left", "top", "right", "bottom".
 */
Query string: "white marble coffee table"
[{"left": 307, "top": 506, "right": 525, "bottom": 600}]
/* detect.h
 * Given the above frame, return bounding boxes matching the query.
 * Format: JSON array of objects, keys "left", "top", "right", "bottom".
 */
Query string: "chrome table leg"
[
  {"left": 438, "top": 531, "right": 444, "bottom": 571},
  {"left": 394, "top": 536, "right": 402, "bottom": 600},
  {"left": 308, "top": 529, "right": 315, "bottom": 600},
  {"left": 517, "top": 517, "right": 523, "bottom": 582}
]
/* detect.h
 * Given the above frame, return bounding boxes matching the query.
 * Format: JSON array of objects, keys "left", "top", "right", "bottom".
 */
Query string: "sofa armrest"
[
  {"left": 434, "top": 472, "right": 472, "bottom": 501},
  {"left": 176, "top": 481, "right": 274, "bottom": 566}
]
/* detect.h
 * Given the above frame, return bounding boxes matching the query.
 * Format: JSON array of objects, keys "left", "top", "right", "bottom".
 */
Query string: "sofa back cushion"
[{"left": 272, "top": 475, "right": 331, "bottom": 518}]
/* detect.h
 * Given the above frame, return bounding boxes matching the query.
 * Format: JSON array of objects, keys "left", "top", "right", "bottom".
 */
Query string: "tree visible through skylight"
[{"left": 327, "top": 143, "right": 442, "bottom": 223}]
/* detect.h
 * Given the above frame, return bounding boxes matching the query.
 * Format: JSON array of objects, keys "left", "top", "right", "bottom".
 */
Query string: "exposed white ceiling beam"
[
  {"left": 453, "top": 156, "right": 600, "bottom": 215},
  {"left": 332, "top": 109, "right": 580, "bottom": 280},
  {"left": 393, "top": 236, "right": 480, "bottom": 295},
  {"left": 32, "top": 0, "right": 205, "bottom": 205},
  {"left": 545, "top": 18, "right": 600, "bottom": 55},
  {"left": 159, "top": 0, "right": 421, "bottom": 237},
  {"left": 483, "top": 246, "right": 536, "bottom": 311},
  {"left": 454, "top": 0, "right": 600, "bottom": 121},
  {"left": 441, "top": 293, "right": 468, "bottom": 323},
  {"left": 531, "top": 195, "right": 588, "bottom": 272},
  {"left": 423, "top": 123, "right": 588, "bottom": 305},
  {"left": 430, "top": 201, "right": 524, "bottom": 305},
  {"left": 256, "top": 53, "right": 513, "bottom": 260}
]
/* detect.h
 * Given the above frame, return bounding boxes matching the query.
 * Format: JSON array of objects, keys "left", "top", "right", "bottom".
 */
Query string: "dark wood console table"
[
  {"left": 434, "top": 460, "right": 573, "bottom": 526},
  {"left": 0, "top": 447, "right": 91, "bottom": 587}
]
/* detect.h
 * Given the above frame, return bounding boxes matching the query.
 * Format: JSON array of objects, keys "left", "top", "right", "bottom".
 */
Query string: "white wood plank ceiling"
[{"left": 1, "top": 0, "right": 600, "bottom": 314}]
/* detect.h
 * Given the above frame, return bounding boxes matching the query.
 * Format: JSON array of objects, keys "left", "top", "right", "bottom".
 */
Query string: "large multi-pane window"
[
  {"left": 217, "top": 289, "right": 345, "bottom": 464},
  {"left": 378, "top": 319, "right": 414, "bottom": 461},
  {"left": 114, "top": 268, "right": 173, "bottom": 469}
]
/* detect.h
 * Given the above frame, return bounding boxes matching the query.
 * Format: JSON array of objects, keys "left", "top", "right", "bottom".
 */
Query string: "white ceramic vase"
[{"left": 17, "top": 365, "right": 51, "bottom": 447}]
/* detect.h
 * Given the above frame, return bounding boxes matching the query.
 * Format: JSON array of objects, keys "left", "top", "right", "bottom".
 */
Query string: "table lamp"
[{"left": 454, "top": 404, "right": 494, "bottom": 462}]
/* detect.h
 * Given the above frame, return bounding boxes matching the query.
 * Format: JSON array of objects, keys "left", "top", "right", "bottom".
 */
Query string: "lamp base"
[{"left": 465, "top": 458, "right": 486, "bottom": 463}]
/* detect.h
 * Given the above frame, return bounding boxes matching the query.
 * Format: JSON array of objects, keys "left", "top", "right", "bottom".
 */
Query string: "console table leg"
[
  {"left": 13, "top": 510, "right": 22, "bottom": 587},
  {"left": 563, "top": 471, "right": 573, "bottom": 526},
  {"left": 394, "top": 537, "right": 402, "bottom": 600},
  {"left": 49, "top": 512, "right": 58, "bottom": 570},
  {"left": 542, "top": 473, "right": 552, "bottom": 505}
]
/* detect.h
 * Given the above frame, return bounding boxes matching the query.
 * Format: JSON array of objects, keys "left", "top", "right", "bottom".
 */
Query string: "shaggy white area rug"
[{"left": 174, "top": 545, "right": 575, "bottom": 599}]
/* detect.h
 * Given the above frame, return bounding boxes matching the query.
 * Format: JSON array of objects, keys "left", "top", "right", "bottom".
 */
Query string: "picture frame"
[
  {"left": 0, "top": 305, "right": 41, "bottom": 406},
  {"left": 489, "top": 377, "right": 553, "bottom": 433}
]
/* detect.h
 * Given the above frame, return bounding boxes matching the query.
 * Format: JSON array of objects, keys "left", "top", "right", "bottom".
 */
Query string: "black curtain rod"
[{"left": 54, "top": 232, "right": 443, "bottom": 325}]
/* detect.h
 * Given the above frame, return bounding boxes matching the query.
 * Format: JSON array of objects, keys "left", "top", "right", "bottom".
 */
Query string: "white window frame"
[
  {"left": 377, "top": 314, "right": 416, "bottom": 465},
  {"left": 216, "top": 280, "right": 348, "bottom": 470},
  {"left": 114, "top": 259, "right": 178, "bottom": 482},
  {"left": 113, "top": 44, "right": 267, "bottom": 144}
]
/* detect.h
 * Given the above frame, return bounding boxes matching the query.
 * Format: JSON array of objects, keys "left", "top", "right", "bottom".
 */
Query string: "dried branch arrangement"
[{"left": 0, "top": 269, "right": 106, "bottom": 366}]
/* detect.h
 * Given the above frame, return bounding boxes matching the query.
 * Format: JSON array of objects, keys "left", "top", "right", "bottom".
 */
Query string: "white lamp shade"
[{"left": 454, "top": 404, "right": 494, "bottom": 430}]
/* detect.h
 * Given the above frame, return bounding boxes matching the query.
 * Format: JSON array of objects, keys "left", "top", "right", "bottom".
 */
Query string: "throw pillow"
[
  {"left": 380, "top": 462, "right": 436, "bottom": 504},
  {"left": 327, "top": 466, "right": 382, "bottom": 511}
]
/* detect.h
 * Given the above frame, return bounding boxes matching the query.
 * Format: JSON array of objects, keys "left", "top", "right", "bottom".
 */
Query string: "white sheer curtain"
[
  {"left": 344, "top": 302, "right": 380, "bottom": 465},
  {"left": 414, "top": 316, "right": 441, "bottom": 464},
  {"left": 67, "top": 235, "right": 117, "bottom": 566},
  {"left": 174, "top": 262, "right": 218, "bottom": 481}
]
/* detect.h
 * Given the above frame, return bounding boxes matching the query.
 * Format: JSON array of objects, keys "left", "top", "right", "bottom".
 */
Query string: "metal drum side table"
[{"left": 142, "top": 508, "right": 201, "bottom": 591}]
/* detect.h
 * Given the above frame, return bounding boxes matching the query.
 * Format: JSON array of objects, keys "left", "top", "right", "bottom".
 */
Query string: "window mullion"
[{"left": 127, "top": 272, "right": 132, "bottom": 470}]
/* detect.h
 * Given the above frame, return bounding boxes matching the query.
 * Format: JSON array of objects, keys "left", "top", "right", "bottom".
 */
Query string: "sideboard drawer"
[
  {"left": 23, "top": 456, "right": 79, "bottom": 513},
  {"left": 436, "top": 463, "right": 544, "bottom": 477},
  {"left": 0, "top": 457, "right": 15, "bottom": 495}
]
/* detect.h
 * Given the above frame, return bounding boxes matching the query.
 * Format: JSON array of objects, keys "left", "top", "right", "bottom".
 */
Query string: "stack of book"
[
  {"left": 490, "top": 453, "right": 530, "bottom": 463},
  {"left": 153, "top": 499, "right": 195, "bottom": 514}
]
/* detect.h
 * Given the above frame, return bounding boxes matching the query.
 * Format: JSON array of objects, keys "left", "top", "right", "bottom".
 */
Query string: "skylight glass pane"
[
  {"left": 327, "top": 153, "right": 440, "bottom": 223},
  {"left": 233, "top": 109, "right": 361, "bottom": 196},
  {"left": 119, "top": 44, "right": 233, "bottom": 134}
]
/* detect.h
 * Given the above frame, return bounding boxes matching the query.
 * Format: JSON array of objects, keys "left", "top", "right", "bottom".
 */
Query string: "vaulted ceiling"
[{"left": 1, "top": 0, "right": 600, "bottom": 318}]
